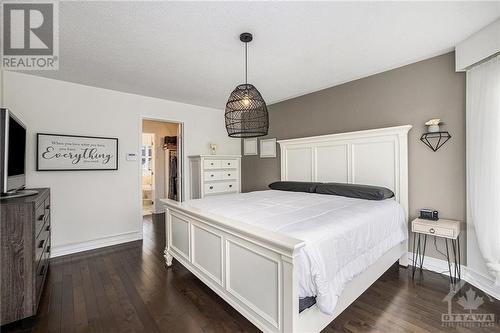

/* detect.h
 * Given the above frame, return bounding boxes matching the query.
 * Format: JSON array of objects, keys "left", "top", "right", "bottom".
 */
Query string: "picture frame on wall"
[
  {"left": 260, "top": 138, "right": 276, "bottom": 158},
  {"left": 37, "top": 133, "right": 118, "bottom": 171},
  {"left": 243, "top": 138, "right": 258, "bottom": 155}
]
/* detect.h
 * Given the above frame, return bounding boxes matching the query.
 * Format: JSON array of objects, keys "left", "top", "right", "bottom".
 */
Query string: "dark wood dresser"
[{"left": 0, "top": 188, "right": 51, "bottom": 325}]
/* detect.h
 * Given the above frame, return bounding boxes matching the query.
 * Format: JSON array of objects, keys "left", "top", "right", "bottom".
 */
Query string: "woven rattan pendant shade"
[
  {"left": 225, "top": 33, "right": 268, "bottom": 138},
  {"left": 225, "top": 83, "right": 268, "bottom": 138}
]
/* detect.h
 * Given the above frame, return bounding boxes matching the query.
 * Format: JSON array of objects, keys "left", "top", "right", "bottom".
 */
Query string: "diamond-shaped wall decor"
[{"left": 420, "top": 131, "right": 451, "bottom": 152}]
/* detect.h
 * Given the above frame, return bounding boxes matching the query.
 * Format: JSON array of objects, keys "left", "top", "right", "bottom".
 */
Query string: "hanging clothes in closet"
[
  {"left": 164, "top": 136, "right": 178, "bottom": 201},
  {"left": 169, "top": 153, "right": 178, "bottom": 200}
]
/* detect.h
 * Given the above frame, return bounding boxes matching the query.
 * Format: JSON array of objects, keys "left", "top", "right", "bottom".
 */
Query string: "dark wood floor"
[{"left": 2, "top": 214, "right": 499, "bottom": 333}]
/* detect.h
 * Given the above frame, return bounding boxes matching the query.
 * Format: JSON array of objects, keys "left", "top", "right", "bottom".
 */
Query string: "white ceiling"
[{"left": 28, "top": 1, "right": 500, "bottom": 109}]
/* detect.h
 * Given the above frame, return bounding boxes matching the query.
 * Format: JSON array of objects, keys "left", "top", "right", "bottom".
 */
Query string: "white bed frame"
[{"left": 161, "top": 125, "right": 412, "bottom": 333}]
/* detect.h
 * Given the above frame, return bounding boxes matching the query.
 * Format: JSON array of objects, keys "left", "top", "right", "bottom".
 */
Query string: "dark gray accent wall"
[{"left": 242, "top": 52, "right": 466, "bottom": 261}]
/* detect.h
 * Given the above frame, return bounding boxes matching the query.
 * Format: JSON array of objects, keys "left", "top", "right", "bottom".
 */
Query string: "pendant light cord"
[{"left": 245, "top": 42, "right": 248, "bottom": 85}]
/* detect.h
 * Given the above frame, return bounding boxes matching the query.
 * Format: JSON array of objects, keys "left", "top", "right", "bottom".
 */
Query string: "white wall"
[{"left": 2, "top": 71, "right": 240, "bottom": 256}]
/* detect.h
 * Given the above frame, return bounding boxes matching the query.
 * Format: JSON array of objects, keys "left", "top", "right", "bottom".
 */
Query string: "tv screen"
[
  {"left": 8, "top": 114, "right": 26, "bottom": 177},
  {"left": 1, "top": 108, "right": 27, "bottom": 193}
]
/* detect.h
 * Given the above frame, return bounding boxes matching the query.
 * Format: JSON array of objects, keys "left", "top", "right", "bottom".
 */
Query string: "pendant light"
[{"left": 225, "top": 33, "right": 269, "bottom": 138}]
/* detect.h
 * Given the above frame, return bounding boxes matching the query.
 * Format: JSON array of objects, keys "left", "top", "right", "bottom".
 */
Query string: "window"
[{"left": 141, "top": 144, "right": 153, "bottom": 171}]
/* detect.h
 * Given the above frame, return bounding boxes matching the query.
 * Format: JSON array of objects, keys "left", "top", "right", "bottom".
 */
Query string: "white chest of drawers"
[{"left": 188, "top": 155, "right": 241, "bottom": 199}]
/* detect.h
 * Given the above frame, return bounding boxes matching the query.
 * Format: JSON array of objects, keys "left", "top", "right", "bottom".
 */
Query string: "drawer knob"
[
  {"left": 46, "top": 204, "right": 50, "bottom": 209},
  {"left": 429, "top": 228, "right": 435, "bottom": 234},
  {"left": 227, "top": 163, "right": 230, "bottom": 165},
  {"left": 210, "top": 174, "right": 214, "bottom": 177},
  {"left": 209, "top": 186, "right": 213, "bottom": 190},
  {"left": 39, "top": 265, "right": 46, "bottom": 276},
  {"left": 38, "top": 214, "right": 45, "bottom": 221},
  {"left": 38, "top": 239, "right": 45, "bottom": 249},
  {"left": 229, "top": 184, "right": 232, "bottom": 188},
  {"left": 210, "top": 163, "right": 214, "bottom": 165},
  {"left": 46, "top": 245, "right": 51, "bottom": 253},
  {"left": 228, "top": 174, "right": 231, "bottom": 176},
  {"left": 46, "top": 225, "right": 50, "bottom": 232}
]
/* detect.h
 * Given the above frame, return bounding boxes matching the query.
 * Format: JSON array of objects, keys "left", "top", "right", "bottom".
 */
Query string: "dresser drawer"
[
  {"left": 35, "top": 240, "right": 50, "bottom": 304},
  {"left": 204, "top": 171, "right": 222, "bottom": 181},
  {"left": 221, "top": 170, "right": 238, "bottom": 180},
  {"left": 44, "top": 196, "right": 50, "bottom": 215},
  {"left": 221, "top": 159, "right": 238, "bottom": 169},
  {"left": 35, "top": 204, "right": 48, "bottom": 238},
  {"left": 204, "top": 181, "right": 238, "bottom": 195},
  {"left": 35, "top": 190, "right": 49, "bottom": 209},
  {"left": 203, "top": 159, "right": 221, "bottom": 169},
  {"left": 35, "top": 225, "right": 50, "bottom": 264},
  {"left": 412, "top": 222, "right": 455, "bottom": 238}
]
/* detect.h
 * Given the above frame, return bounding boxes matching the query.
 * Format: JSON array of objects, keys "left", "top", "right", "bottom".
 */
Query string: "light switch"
[{"left": 126, "top": 153, "right": 138, "bottom": 161}]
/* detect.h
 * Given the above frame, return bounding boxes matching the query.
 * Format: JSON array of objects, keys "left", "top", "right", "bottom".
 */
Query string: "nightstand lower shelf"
[{"left": 412, "top": 233, "right": 461, "bottom": 285}]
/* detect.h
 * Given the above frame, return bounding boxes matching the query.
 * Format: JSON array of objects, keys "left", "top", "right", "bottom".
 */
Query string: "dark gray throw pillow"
[
  {"left": 269, "top": 181, "right": 320, "bottom": 193},
  {"left": 315, "top": 182, "right": 394, "bottom": 200}
]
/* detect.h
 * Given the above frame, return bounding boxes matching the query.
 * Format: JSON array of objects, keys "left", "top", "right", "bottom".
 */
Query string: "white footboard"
[
  {"left": 162, "top": 199, "right": 407, "bottom": 333},
  {"left": 162, "top": 200, "right": 305, "bottom": 333}
]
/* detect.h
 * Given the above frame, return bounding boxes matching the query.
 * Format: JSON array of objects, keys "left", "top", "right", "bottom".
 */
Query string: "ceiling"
[{"left": 27, "top": 1, "right": 500, "bottom": 109}]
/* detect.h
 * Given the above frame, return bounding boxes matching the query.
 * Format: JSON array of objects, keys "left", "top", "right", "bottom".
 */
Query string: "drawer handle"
[
  {"left": 209, "top": 186, "right": 213, "bottom": 190},
  {"left": 429, "top": 228, "right": 435, "bottom": 234},
  {"left": 38, "top": 239, "right": 45, "bottom": 249}
]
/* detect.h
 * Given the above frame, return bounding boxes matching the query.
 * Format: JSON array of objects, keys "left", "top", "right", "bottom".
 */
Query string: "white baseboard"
[
  {"left": 407, "top": 252, "right": 500, "bottom": 301},
  {"left": 463, "top": 266, "right": 500, "bottom": 301},
  {"left": 51, "top": 231, "right": 142, "bottom": 258}
]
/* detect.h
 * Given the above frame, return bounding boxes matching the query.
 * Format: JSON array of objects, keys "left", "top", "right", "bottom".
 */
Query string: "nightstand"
[{"left": 411, "top": 218, "right": 461, "bottom": 284}]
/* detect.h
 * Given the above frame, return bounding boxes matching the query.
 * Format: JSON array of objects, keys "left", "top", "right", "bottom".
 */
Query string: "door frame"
[
  {"left": 138, "top": 116, "right": 185, "bottom": 239},
  {"left": 141, "top": 132, "right": 155, "bottom": 213}
]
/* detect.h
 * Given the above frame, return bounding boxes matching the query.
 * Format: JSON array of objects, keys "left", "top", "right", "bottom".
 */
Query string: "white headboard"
[{"left": 277, "top": 125, "right": 412, "bottom": 219}]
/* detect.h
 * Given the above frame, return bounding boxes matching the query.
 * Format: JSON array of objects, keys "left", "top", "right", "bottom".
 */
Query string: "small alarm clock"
[{"left": 419, "top": 209, "right": 439, "bottom": 221}]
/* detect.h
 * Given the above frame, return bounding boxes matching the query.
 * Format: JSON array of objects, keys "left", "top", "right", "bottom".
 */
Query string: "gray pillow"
[
  {"left": 315, "top": 182, "right": 394, "bottom": 200},
  {"left": 269, "top": 181, "right": 320, "bottom": 193}
]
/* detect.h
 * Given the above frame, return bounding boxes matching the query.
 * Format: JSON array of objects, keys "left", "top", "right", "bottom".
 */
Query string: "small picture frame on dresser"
[
  {"left": 260, "top": 138, "right": 276, "bottom": 158},
  {"left": 243, "top": 138, "right": 258, "bottom": 155}
]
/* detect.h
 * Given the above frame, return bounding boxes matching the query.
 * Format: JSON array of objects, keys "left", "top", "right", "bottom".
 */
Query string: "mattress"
[{"left": 187, "top": 190, "right": 407, "bottom": 315}]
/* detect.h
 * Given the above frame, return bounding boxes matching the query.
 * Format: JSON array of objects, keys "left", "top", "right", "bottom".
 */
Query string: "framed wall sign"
[
  {"left": 243, "top": 138, "right": 258, "bottom": 155},
  {"left": 37, "top": 133, "right": 118, "bottom": 171},
  {"left": 260, "top": 138, "right": 276, "bottom": 158}
]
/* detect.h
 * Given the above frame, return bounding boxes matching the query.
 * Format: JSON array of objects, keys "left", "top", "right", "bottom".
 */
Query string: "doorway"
[
  {"left": 141, "top": 119, "right": 182, "bottom": 216},
  {"left": 141, "top": 133, "right": 155, "bottom": 215}
]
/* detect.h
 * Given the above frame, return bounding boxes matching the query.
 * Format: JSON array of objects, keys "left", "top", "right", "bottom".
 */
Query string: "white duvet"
[{"left": 187, "top": 190, "right": 407, "bottom": 315}]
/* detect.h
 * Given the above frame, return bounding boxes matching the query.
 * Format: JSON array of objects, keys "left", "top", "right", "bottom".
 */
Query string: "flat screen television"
[{"left": 1, "top": 108, "right": 27, "bottom": 194}]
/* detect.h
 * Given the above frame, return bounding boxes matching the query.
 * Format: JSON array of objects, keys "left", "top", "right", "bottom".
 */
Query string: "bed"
[{"left": 161, "top": 125, "right": 412, "bottom": 333}]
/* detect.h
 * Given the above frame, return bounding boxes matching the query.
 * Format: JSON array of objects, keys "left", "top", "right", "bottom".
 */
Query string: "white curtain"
[{"left": 467, "top": 55, "right": 500, "bottom": 286}]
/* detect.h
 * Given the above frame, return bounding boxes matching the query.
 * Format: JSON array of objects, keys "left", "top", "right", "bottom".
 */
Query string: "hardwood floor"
[{"left": 2, "top": 214, "right": 499, "bottom": 333}]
